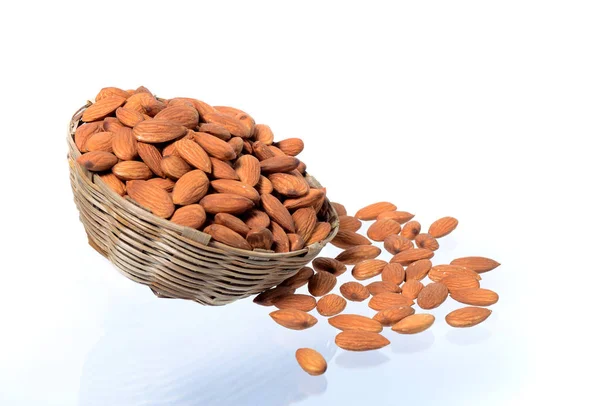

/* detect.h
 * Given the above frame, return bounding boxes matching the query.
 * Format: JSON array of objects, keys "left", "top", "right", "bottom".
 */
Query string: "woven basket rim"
[{"left": 68, "top": 103, "right": 339, "bottom": 259}]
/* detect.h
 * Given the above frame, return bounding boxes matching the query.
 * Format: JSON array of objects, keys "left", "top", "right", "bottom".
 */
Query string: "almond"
[
  {"left": 112, "top": 127, "right": 138, "bottom": 160},
  {"left": 252, "top": 141, "right": 276, "bottom": 161},
  {"left": 112, "top": 161, "right": 153, "bottom": 180},
  {"left": 428, "top": 265, "right": 481, "bottom": 282},
  {"left": 203, "top": 224, "right": 252, "bottom": 250},
  {"left": 280, "top": 266, "right": 314, "bottom": 289},
  {"left": 244, "top": 209, "right": 271, "bottom": 229},
  {"left": 366, "top": 281, "right": 401, "bottom": 295},
  {"left": 246, "top": 227, "right": 273, "bottom": 250},
  {"left": 270, "top": 221, "right": 290, "bottom": 253},
  {"left": 116, "top": 107, "right": 144, "bottom": 127},
  {"left": 253, "top": 286, "right": 295, "bottom": 306},
  {"left": 170, "top": 204, "right": 206, "bottom": 229},
  {"left": 335, "top": 245, "right": 381, "bottom": 265},
  {"left": 172, "top": 170, "right": 210, "bottom": 205},
  {"left": 162, "top": 142, "right": 180, "bottom": 157},
  {"left": 445, "top": 307, "right": 492, "bottom": 328},
  {"left": 355, "top": 202, "right": 397, "bottom": 220},
  {"left": 329, "top": 314, "right": 383, "bottom": 333},
  {"left": 292, "top": 207, "right": 317, "bottom": 242},
  {"left": 331, "top": 202, "right": 347, "bottom": 216},
  {"left": 171, "top": 98, "right": 215, "bottom": 119},
  {"left": 428, "top": 216, "right": 459, "bottom": 238},
  {"left": 288, "top": 233, "right": 305, "bottom": 251},
  {"left": 338, "top": 215, "right": 362, "bottom": 232},
  {"left": 210, "top": 157, "right": 239, "bottom": 180},
  {"left": 235, "top": 112, "right": 256, "bottom": 136},
  {"left": 312, "top": 257, "right": 347, "bottom": 276},
  {"left": 137, "top": 142, "right": 165, "bottom": 178},
  {"left": 352, "top": 259, "right": 387, "bottom": 280},
  {"left": 450, "top": 288, "right": 499, "bottom": 306},
  {"left": 235, "top": 155, "right": 261, "bottom": 186},
  {"left": 305, "top": 222, "right": 332, "bottom": 245},
  {"left": 295, "top": 348, "right": 327, "bottom": 376},
  {"left": 154, "top": 105, "right": 199, "bottom": 128},
  {"left": 193, "top": 131, "right": 237, "bottom": 161},
  {"left": 203, "top": 112, "right": 251, "bottom": 138},
  {"left": 211, "top": 179, "right": 260, "bottom": 204},
  {"left": 273, "top": 294, "right": 317, "bottom": 312},
  {"left": 133, "top": 119, "right": 187, "bottom": 143},
  {"left": 450, "top": 256, "right": 501, "bottom": 273},
  {"left": 126, "top": 180, "right": 174, "bottom": 218},
  {"left": 269, "top": 172, "right": 310, "bottom": 197},
  {"left": 297, "top": 161, "right": 307, "bottom": 174},
  {"left": 405, "top": 259, "right": 433, "bottom": 281},
  {"left": 417, "top": 282, "right": 448, "bottom": 309},
  {"left": 253, "top": 124, "right": 274, "bottom": 145},
  {"left": 99, "top": 173, "right": 126, "bottom": 196},
  {"left": 367, "top": 219, "right": 401, "bottom": 242},
  {"left": 261, "top": 194, "right": 295, "bottom": 232},
  {"left": 400, "top": 220, "right": 421, "bottom": 240},
  {"left": 373, "top": 306, "right": 415, "bottom": 327},
  {"left": 415, "top": 233, "right": 439, "bottom": 251},
  {"left": 270, "top": 309, "right": 317, "bottom": 330},
  {"left": 214, "top": 213, "right": 250, "bottom": 236},
  {"left": 331, "top": 230, "right": 371, "bottom": 249},
  {"left": 198, "top": 123, "right": 231, "bottom": 141},
  {"left": 146, "top": 177, "right": 175, "bottom": 192},
  {"left": 335, "top": 331, "right": 390, "bottom": 351},
  {"left": 274, "top": 138, "right": 304, "bottom": 156},
  {"left": 401, "top": 279, "right": 424, "bottom": 300},
  {"left": 76, "top": 151, "right": 118, "bottom": 172},
  {"left": 200, "top": 193, "right": 254, "bottom": 214},
  {"left": 316, "top": 294, "right": 347, "bottom": 317},
  {"left": 339, "top": 281, "right": 370, "bottom": 302},
  {"left": 368, "top": 292, "right": 414, "bottom": 311},
  {"left": 82, "top": 96, "right": 126, "bottom": 122},
  {"left": 84, "top": 131, "right": 114, "bottom": 153},
  {"left": 376, "top": 211, "right": 415, "bottom": 224},
  {"left": 308, "top": 271, "right": 337, "bottom": 296},
  {"left": 160, "top": 155, "right": 191, "bottom": 179},
  {"left": 103, "top": 117, "right": 124, "bottom": 133},
  {"left": 256, "top": 176, "right": 274, "bottom": 195},
  {"left": 228, "top": 136, "right": 244, "bottom": 157},
  {"left": 74, "top": 121, "right": 103, "bottom": 152},
  {"left": 391, "top": 314, "right": 435, "bottom": 334},
  {"left": 439, "top": 275, "right": 481, "bottom": 293},
  {"left": 390, "top": 248, "right": 434, "bottom": 266},
  {"left": 381, "top": 263, "right": 406, "bottom": 285},
  {"left": 260, "top": 156, "right": 300, "bottom": 174},
  {"left": 176, "top": 138, "right": 212, "bottom": 172},
  {"left": 95, "top": 87, "right": 129, "bottom": 101},
  {"left": 383, "top": 235, "right": 413, "bottom": 255},
  {"left": 123, "top": 92, "right": 165, "bottom": 116},
  {"left": 283, "top": 188, "right": 325, "bottom": 210}
]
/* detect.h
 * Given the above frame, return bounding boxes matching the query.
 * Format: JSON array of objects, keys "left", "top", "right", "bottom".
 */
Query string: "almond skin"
[
  {"left": 367, "top": 219, "right": 401, "bottom": 242},
  {"left": 252, "top": 141, "right": 276, "bottom": 161},
  {"left": 228, "top": 137, "right": 244, "bottom": 156},
  {"left": 391, "top": 248, "right": 434, "bottom": 266},
  {"left": 172, "top": 170, "right": 210, "bottom": 205},
  {"left": 137, "top": 142, "right": 165, "bottom": 178},
  {"left": 126, "top": 180, "right": 174, "bottom": 219},
  {"left": 352, "top": 259, "right": 387, "bottom": 280},
  {"left": 339, "top": 281, "right": 370, "bottom": 302},
  {"left": 330, "top": 202, "right": 347, "bottom": 216},
  {"left": 373, "top": 306, "right": 415, "bottom": 327},
  {"left": 200, "top": 193, "right": 254, "bottom": 214},
  {"left": 116, "top": 107, "right": 144, "bottom": 127},
  {"left": 450, "top": 256, "right": 501, "bottom": 273},
  {"left": 355, "top": 202, "right": 397, "bottom": 220},
  {"left": 112, "top": 127, "right": 138, "bottom": 160},
  {"left": 253, "top": 286, "right": 295, "bottom": 306},
  {"left": 338, "top": 215, "right": 362, "bottom": 232},
  {"left": 439, "top": 275, "right": 481, "bottom": 293},
  {"left": 211, "top": 179, "right": 260, "bottom": 204},
  {"left": 405, "top": 259, "right": 433, "bottom": 281},
  {"left": 335, "top": 331, "right": 390, "bottom": 352},
  {"left": 161, "top": 155, "right": 191, "bottom": 180},
  {"left": 274, "top": 138, "right": 304, "bottom": 156},
  {"left": 260, "top": 156, "right": 300, "bottom": 174},
  {"left": 244, "top": 209, "right": 271, "bottom": 229},
  {"left": 269, "top": 309, "right": 317, "bottom": 330},
  {"left": 400, "top": 220, "right": 421, "bottom": 240},
  {"left": 335, "top": 245, "right": 381, "bottom": 265},
  {"left": 235, "top": 155, "right": 261, "bottom": 186},
  {"left": 329, "top": 314, "right": 383, "bottom": 333},
  {"left": 112, "top": 161, "right": 153, "bottom": 180},
  {"left": 82, "top": 96, "right": 126, "bottom": 122},
  {"left": 428, "top": 216, "right": 459, "bottom": 238},
  {"left": 133, "top": 119, "right": 187, "bottom": 143},
  {"left": 312, "top": 257, "right": 347, "bottom": 276},
  {"left": 446, "top": 307, "right": 492, "bottom": 328},
  {"left": 204, "top": 111, "right": 252, "bottom": 138},
  {"left": 170, "top": 204, "right": 206, "bottom": 229},
  {"left": 392, "top": 314, "right": 435, "bottom": 334},
  {"left": 99, "top": 173, "right": 126, "bottom": 196},
  {"left": 381, "top": 263, "right": 406, "bottom": 285},
  {"left": 269, "top": 172, "right": 310, "bottom": 197},
  {"left": 292, "top": 207, "right": 317, "bottom": 242},
  {"left": 214, "top": 213, "right": 250, "bottom": 236},
  {"left": 272, "top": 294, "right": 317, "bottom": 312},
  {"left": 305, "top": 222, "right": 332, "bottom": 245},
  {"left": 383, "top": 235, "right": 413, "bottom": 255},
  {"left": 256, "top": 176, "right": 274, "bottom": 195},
  {"left": 96, "top": 87, "right": 129, "bottom": 101},
  {"left": 331, "top": 230, "right": 372, "bottom": 249},
  {"left": 417, "top": 283, "right": 448, "bottom": 309},
  {"left": 193, "top": 131, "right": 237, "bottom": 161},
  {"left": 210, "top": 157, "right": 239, "bottom": 180},
  {"left": 147, "top": 177, "right": 175, "bottom": 192},
  {"left": 368, "top": 292, "right": 414, "bottom": 311},
  {"left": 280, "top": 267, "right": 314, "bottom": 289},
  {"left": 366, "top": 281, "right": 401, "bottom": 295},
  {"left": 295, "top": 348, "right": 327, "bottom": 376},
  {"left": 103, "top": 116, "right": 126, "bottom": 133},
  {"left": 246, "top": 227, "right": 274, "bottom": 250},
  {"left": 261, "top": 194, "right": 295, "bottom": 232},
  {"left": 176, "top": 138, "right": 212, "bottom": 172},
  {"left": 415, "top": 233, "right": 440, "bottom": 251},
  {"left": 84, "top": 131, "right": 114, "bottom": 153},
  {"left": 288, "top": 233, "right": 305, "bottom": 251},
  {"left": 203, "top": 224, "right": 252, "bottom": 250},
  {"left": 428, "top": 264, "right": 481, "bottom": 282},
  {"left": 376, "top": 211, "right": 415, "bottom": 224},
  {"left": 253, "top": 124, "right": 274, "bottom": 145},
  {"left": 307, "top": 271, "right": 337, "bottom": 296},
  {"left": 154, "top": 105, "right": 199, "bottom": 129},
  {"left": 450, "top": 288, "right": 499, "bottom": 306},
  {"left": 316, "top": 294, "right": 347, "bottom": 317},
  {"left": 198, "top": 123, "right": 231, "bottom": 141},
  {"left": 74, "top": 121, "right": 103, "bottom": 152},
  {"left": 270, "top": 222, "right": 290, "bottom": 253},
  {"left": 76, "top": 151, "right": 118, "bottom": 172},
  {"left": 401, "top": 279, "right": 424, "bottom": 300}
]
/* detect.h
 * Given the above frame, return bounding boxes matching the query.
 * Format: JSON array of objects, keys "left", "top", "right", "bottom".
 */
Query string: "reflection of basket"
[{"left": 67, "top": 104, "right": 339, "bottom": 305}]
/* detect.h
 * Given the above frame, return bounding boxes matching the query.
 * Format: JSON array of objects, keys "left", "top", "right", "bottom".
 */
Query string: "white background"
[{"left": 1, "top": 1, "right": 599, "bottom": 405}]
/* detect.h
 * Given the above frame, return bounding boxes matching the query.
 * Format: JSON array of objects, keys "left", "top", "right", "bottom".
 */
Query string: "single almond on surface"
[
  {"left": 329, "top": 314, "right": 383, "bottom": 333},
  {"left": 261, "top": 194, "right": 295, "bottom": 232},
  {"left": 307, "top": 271, "right": 337, "bottom": 297},
  {"left": 312, "top": 257, "right": 347, "bottom": 276},
  {"left": 339, "top": 281, "right": 370, "bottom": 302},
  {"left": 133, "top": 119, "right": 187, "bottom": 143},
  {"left": 355, "top": 202, "right": 397, "bottom": 220},
  {"left": 172, "top": 170, "right": 210, "bottom": 205},
  {"left": 450, "top": 288, "right": 499, "bottom": 306},
  {"left": 270, "top": 309, "right": 317, "bottom": 330},
  {"left": 400, "top": 220, "right": 421, "bottom": 240},
  {"left": 331, "top": 202, "right": 347, "bottom": 216},
  {"left": 200, "top": 193, "right": 254, "bottom": 214},
  {"left": 391, "top": 248, "right": 434, "bottom": 266},
  {"left": 77, "top": 151, "right": 118, "bottom": 172},
  {"left": 428, "top": 264, "right": 481, "bottom": 282},
  {"left": 402, "top": 279, "right": 424, "bottom": 300},
  {"left": 295, "top": 348, "right": 327, "bottom": 376},
  {"left": 335, "top": 245, "right": 381, "bottom": 264},
  {"left": 273, "top": 294, "right": 317, "bottom": 312},
  {"left": 373, "top": 306, "right": 415, "bottom": 327},
  {"left": 368, "top": 292, "right": 414, "bottom": 311},
  {"left": 112, "top": 161, "right": 153, "bottom": 180},
  {"left": 204, "top": 224, "right": 252, "bottom": 250},
  {"left": 214, "top": 213, "right": 250, "bottom": 236},
  {"left": 253, "top": 286, "right": 295, "bottom": 306},
  {"left": 335, "top": 330, "right": 390, "bottom": 351},
  {"left": 381, "top": 263, "right": 406, "bottom": 285},
  {"left": 331, "top": 230, "right": 371, "bottom": 249},
  {"left": 126, "top": 180, "right": 174, "bottom": 219},
  {"left": 439, "top": 275, "right": 481, "bottom": 293},
  {"left": 377, "top": 211, "right": 415, "bottom": 224},
  {"left": 428, "top": 216, "right": 459, "bottom": 238},
  {"left": 161, "top": 155, "right": 191, "bottom": 179},
  {"left": 405, "top": 259, "right": 433, "bottom": 281},
  {"left": 417, "top": 282, "right": 448, "bottom": 309},
  {"left": 305, "top": 222, "right": 332, "bottom": 245},
  {"left": 170, "top": 204, "right": 206, "bottom": 229},
  {"left": 450, "top": 256, "right": 501, "bottom": 273},
  {"left": 246, "top": 227, "right": 274, "bottom": 250},
  {"left": 99, "top": 173, "right": 126, "bottom": 196},
  {"left": 367, "top": 218, "right": 402, "bottom": 242},
  {"left": 352, "top": 259, "right": 387, "bottom": 280},
  {"left": 415, "top": 233, "right": 439, "bottom": 251},
  {"left": 446, "top": 307, "right": 492, "bottom": 328},
  {"left": 316, "top": 294, "right": 347, "bottom": 317},
  {"left": 383, "top": 235, "right": 413, "bottom": 255},
  {"left": 392, "top": 314, "right": 435, "bottom": 334},
  {"left": 366, "top": 281, "right": 401, "bottom": 295},
  {"left": 338, "top": 215, "right": 362, "bottom": 232},
  {"left": 281, "top": 267, "right": 314, "bottom": 289}
]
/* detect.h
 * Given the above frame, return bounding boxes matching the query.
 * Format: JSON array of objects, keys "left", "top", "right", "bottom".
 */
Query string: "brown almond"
[
  {"left": 391, "top": 314, "right": 435, "bottom": 334},
  {"left": 383, "top": 235, "right": 413, "bottom": 255},
  {"left": 133, "top": 119, "right": 187, "bottom": 143},
  {"left": 439, "top": 275, "right": 481, "bottom": 293},
  {"left": 292, "top": 207, "right": 317, "bottom": 242},
  {"left": 305, "top": 222, "right": 331, "bottom": 245},
  {"left": 214, "top": 213, "right": 250, "bottom": 236},
  {"left": 280, "top": 267, "right": 314, "bottom": 289},
  {"left": 170, "top": 204, "right": 206, "bottom": 229},
  {"left": 450, "top": 256, "right": 501, "bottom": 273},
  {"left": 338, "top": 215, "right": 362, "bottom": 232},
  {"left": 339, "top": 281, "right": 370, "bottom": 302},
  {"left": 172, "top": 170, "right": 210, "bottom": 205},
  {"left": 244, "top": 209, "right": 271, "bottom": 229},
  {"left": 417, "top": 283, "right": 448, "bottom": 309},
  {"left": 123, "top": 92, "right": 165, "bottom": 116},
  {"left": 270, "top": 309, "right": 317, "bottom": 330},
  {"left": 401, "top": 279, "right": 424, "bottom": 300},
  {"left": 273, "top": 294, "right": 317, "bottom": 312},
  {"left": 288, "top": 233, "right": 305, "bottom": 251},
  {"left": 261, "top": 194, "right": 295, "bottom": 232},
  {"left": 295, "top": 348, "right": 327, "bottom": 376},
  {"left": 176, "top": 138, "right": 212, "bottom": 172},
  {"left": 95, "top": 87, "right": 129, "bottom": 101},
  {"left": 352, "top": 259, "right": 387, "bottom": 280},
  {"left": 154, "top": 105, "right": 199, "bottom": 129},
  {"left": 76, "top": 151, "right": 118, "bottom": 172},
  {"left": 137, "top": 142, "right": 165, "bottom": 178},
  {"left": 211, "top": 179, "right": 260, "bottom": 204},
  {"left": 428, "top": 265, "right": 482, "bottom": 282},
  {"left": 373, "top": 306, "right": 415, "bottom": 326},
  {"left": 74, "top": 121, "right": 103, "bottom": 152},
  {"left": 82, "top": 96, "right": 126, "bottom": 122},
  {"left": 335, "top": 331, "right": 390, "bottom": 352},
  {"left": 253, "top": 285, "right": 295, "bottom": 306},
  {"left": 234, "top": 155, "right": 261, "bottom": 186},
  {"left": 200, "top": 193, "right": 254, "bottom": 214},
  {"left": 126, "top": 180, "right": 174, "bottom": 218},
  {"left": 203, "top": 224, "right": 252, "bottom": 250},
  {"left": 376, "top": 211, "right": 415, "bottom": 224},
  {"left": 193, "top": 132, "right": 237, "bottom": 161},
  {"left": 329, "top": 314, "right": 383, "bottom": 333},
  {"left": 405, "top": 259, "right": 433, "bottom": 281},
  {"left": 112, "top": 161, "right": 153, "bottom": 180},
  {"left": 228, "top": 136, "right": 244, "bottom": 157},
  {"left": 316, "top": 294, "right": 347, "bottom": 317},
  {"left": 269, "top": 172, "right": 310, "bottom": 197},
  {"left": 368, "top": 292, "right": 414, "bottom": 311},
  {"left": 253, "top": 124, "right": 274, "bottom": 145},
  {"left": 116, "top": 107, "right": 144, "bottom": 127},
  {"left": 204, "top": 112, "right": 251, "bottom": 138},
  {"left": 256, "top": 175, "right": 274, "bottom": 195},
  {"left": 198, "top": 123, "right": 231, "bottom": 141},
  {"left": 210, "top": 157, "right": 239, "bottom": 180},
  {"left": 146, "top": 177, "right": 175, "bottom": 192},
  {"left": 415, "top": 233, "right": 439, "bottom": 251},
  {"left": 103, "top": 117, "right": 124, "bottom": 133},
  {"left": 112, "top": 127, "right": 138, "bottom": 160},
  {"left": 400, "top": 220, "right": 421, "bottom": 240},
  {"left": 335, "top": 245, "right": 381, "bottom": 265},
  {"left": 366, "top": 281, "right": 401, "bottom": 295},
  {"left": 297, "top": 161, "right": 307, "bottom": 174},
  {"left": 246, "top": 227, "right": 273, "bottom": 250},
  {"left": 391, "top": 248, "right": 434, "bottom": 266},
  {"left": 84, "top": 131, "right": 114, "bottom": 153},
  {"left": 252, "top": 141, "right": 276, "bottom": 161},
  {"left": 161, "top": 155, "right": 191, "bottom": 180},
  {"left": 307, "top": 271, "right": 337, "bottom": 297},
  {"left": 260, "top": 156, "right": 300, "bottom": 174},
  {"left": 331, "top": 230, "right": 371, "bottom": 249},
  {"left": 331, "top": 202, "right": 347, "bottom": 216},
  {"left": 429, "top": 216, "right": 459, "bottom": 238},
  {"left": 312, "top": 257, "right": 347, "bottom": 276},
  {"left": 274, "top": 138, "right": 304, "bottom": 156},
  {"left": 270, "top": 221, "right": 290, "bottom": 253},
  {"left": 450, "top": 288, "right": 499, "bottom": 306},
  {"left": 355, "top": 202, "right": 397, "bottom": 220},
  {"left": 283, "top": 189, "right": 324, "bottom": 210},
  {"left": 381, "top": 263, "right": 406, "bottom": 285},
  {"left": 446, "top": 307, "right": 492, "bottom": 328},
  {"left": 367, "top": 219, "right": 401, "bottom": 242},
  {"left": 99, "top": 173, "right": 126, "bottom": 196},
  {"left": 162, "top": 142, "right": 180, "bottom": 157}
]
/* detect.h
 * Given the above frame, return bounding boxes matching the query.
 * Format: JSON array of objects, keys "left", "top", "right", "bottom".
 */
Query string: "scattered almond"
[
  {"left": 339, "top": 281, "right": 370, "bottom": 302},
  {"left": 373, "top": 306, "right": 415, "bottom": 327},
  {"left": 355, "top": 202, "right": 397, "bottom": 220},
  {"left": 270, "top": 309, "right": 317, "bottom": 330},
  {"left": 316, "top": 294, "right": 347, "bottom": 317},
  {"left": 328, "top": 314, "right": 383, "bottom": 333},
  {"left": 296, "top": 348, "right": 327, "bottom": 376},
  {"left": 450, "top": 288, "right": 499, "bottom": 306},
  {"left": 335, "top": 330, "right": 390, "bottom": 351},
  {"left": 401, "top": 279, "right": 424, "bottom": 300},
  {"left": 416, "top": 282, "right": 448, "bottom": 309},
  {"left": 446, "top": 307, "right": 492, "bottom": 328},
  {"left": 428, "top": 216, "right": 458, "bottom": 238},
  {"left": 391, "top": 314, "right": 435, "bottom": 334},
  {"left": 450, "top": 256, "right": 501, "bottom": 273},
  {"left": 307, "top": 271, "right": 337, "bottom": 297}
]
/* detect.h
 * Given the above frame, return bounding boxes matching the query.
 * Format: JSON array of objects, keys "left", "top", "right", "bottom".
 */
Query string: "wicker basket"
[{"left": 68, "top": 104, "right": 339, "bottom": 305}]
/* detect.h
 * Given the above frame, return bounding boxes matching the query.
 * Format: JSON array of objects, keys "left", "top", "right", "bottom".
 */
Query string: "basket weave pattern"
[{"left": 68, "top": 105, "right": 339, "bottom": 305}]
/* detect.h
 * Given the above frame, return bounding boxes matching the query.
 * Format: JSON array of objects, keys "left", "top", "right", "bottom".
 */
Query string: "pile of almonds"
[
  {"left": 74, "top": 87, "right": 332, "bottom": 252},
  {"left": 254, "top": 202, "right": 500, "bottom": 376}
]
